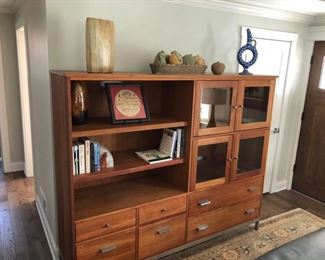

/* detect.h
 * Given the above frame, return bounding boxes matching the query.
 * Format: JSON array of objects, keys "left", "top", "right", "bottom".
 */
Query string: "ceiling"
[
  {"left": 167, "top": 0, "right": 325, "bottom": 24},
  {"left": 0, "top": 0, "right": 325, "bottom": 24}
]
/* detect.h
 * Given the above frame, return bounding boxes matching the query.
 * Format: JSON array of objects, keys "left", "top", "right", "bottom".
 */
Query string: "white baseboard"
[
  {"left": 270, "top": 180, "right": 288, "bottom": 193},
  {"left": 36, "top": 195, "right": 59, "bottom": 260},
  {"left": 4, "top": 161, "right": 24, "bottom": 173}
]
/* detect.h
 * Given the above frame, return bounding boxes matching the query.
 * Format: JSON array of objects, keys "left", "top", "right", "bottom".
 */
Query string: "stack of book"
[
  {"left": 135, "top": 128, "right": 184, "bottom": 164},
  {"left": 72, "top": 138, "right": 101, "bottom": 175}
]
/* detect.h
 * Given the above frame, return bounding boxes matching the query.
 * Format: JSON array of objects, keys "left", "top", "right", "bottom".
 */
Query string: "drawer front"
[
  {"left": 139, "top": 214, "right": 186, "bottom": 259},
  {"left": 187, "top": 198, "right": 260, "bottom": 241},
  {"left": 76, "top": 228, "right": 136, "bottom": 260},
  {"left": 75, "top": 208, "right": 136, "bottom": 242},
  {"left": 189, "top": 175, "right": 263, "bottom": 216},
  {"left": 139, "top": 195, "right": 187, "bottom": 225}
]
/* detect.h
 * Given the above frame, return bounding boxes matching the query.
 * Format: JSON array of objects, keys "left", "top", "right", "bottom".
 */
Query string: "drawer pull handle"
[
  {"left": 198, "top": 199, "right": 211, "bottom": 207},
  {"left": 160, "top": 207, "right": 167, "bottom": 212},
  {"left": 103, "top": 223, "right": 111, "bottom": 229},
  {"left": 156, "top": 226, "right": 170, "bottom": 235},
  {"left": 247, "top": 187, "right": 257, "bottom": 192},
  {"left": 197, "top": 224, "right": 209, "bottom": 231},
  {"left": 100, "top": 245, "right": 117, "bottom": 254},
  {"left": 245, "top": 208, "right": 256, "bottom": 215}
]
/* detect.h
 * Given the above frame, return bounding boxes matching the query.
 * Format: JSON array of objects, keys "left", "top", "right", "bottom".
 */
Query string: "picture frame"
[{"left": 105, "top": 83, "right": 150, "bottom": 124}]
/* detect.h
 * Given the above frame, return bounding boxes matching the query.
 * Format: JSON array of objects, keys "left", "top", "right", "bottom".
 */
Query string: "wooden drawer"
[
  {"left": 138, "top": 214, "right": 186, "bottom": 259},
  {"left": 76, "top": 228, "right": 136, "bottom": 260},
  {"left": 139, "top": 195, "right": 187, "bottom": 225},
  {"left": 189, "top": 175, "right": 263, "bottom": 216},
  {"left": 75, "top": 208, "right": 136, "bottom": 242},
  {"left": 187, "top": 198, "right": 260, "bottom": 241}
]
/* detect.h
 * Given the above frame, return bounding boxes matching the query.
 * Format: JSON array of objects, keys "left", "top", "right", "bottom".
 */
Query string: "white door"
[
  {"left": 239, "top": 27, "right": 296, "bottom": 193},
  {"left": 16, "top": 27, "right": 34, "bottom": 177}
]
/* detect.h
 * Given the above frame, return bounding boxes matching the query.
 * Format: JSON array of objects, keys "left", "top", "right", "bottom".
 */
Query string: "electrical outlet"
[{"left": 39, "top": 187, "right": 47, "bottom": 214}]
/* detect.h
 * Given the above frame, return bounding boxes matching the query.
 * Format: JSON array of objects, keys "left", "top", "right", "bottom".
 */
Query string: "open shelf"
[
  {"left": 72, "top": 114, "right": 188, "bottom": 138},
  {"left": 73, "top": 150, "right": 184, "bottom": 189},
  {"left": 74, "top": 174, "right": 185, "bottom": 220}
]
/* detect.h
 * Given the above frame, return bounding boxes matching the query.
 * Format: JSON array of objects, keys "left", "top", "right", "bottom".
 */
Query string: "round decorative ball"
[{"left": 211, "top": 62, "right": 225, "bottom": 75}]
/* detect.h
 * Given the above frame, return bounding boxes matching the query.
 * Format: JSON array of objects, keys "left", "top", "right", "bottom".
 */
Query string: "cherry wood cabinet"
[{"left": 51, "top": 72, "right": 275, "bottom": 259}]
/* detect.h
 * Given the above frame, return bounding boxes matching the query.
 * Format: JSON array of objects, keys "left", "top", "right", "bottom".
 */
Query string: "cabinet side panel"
[{"left": 51, "top": 73, "right": 74, "bottom": 259}]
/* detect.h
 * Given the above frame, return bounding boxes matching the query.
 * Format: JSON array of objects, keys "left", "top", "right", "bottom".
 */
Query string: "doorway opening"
[
  {"left": 239, "top": 27, "right": 298, "bottom": 193},
  {"left": 16, "top": 26, "right": 34, "bottom": 178}
]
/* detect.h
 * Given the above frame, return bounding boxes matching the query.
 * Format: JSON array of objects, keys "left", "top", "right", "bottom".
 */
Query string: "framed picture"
[{"left": 105, "top": 83, "right": 150, "bottom": 124}]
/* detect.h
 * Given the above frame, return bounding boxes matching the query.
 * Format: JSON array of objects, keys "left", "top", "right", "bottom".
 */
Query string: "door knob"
[{"left": 272, "top": 128, "right": 280, "bottom": 134}]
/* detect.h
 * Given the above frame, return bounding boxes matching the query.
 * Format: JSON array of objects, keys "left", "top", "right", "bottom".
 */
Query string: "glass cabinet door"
[
  {"left": 231, "top": 129, "right": 269, "bottom": 180},
  {"left": 192, "top": 135, "right": 233, "bottom": 190},
  {"left": 194, "top": 81, "right": 238, "bottom": 136},
  {"left": 235, "top": 80, "right": 275, "bottom": 130}
]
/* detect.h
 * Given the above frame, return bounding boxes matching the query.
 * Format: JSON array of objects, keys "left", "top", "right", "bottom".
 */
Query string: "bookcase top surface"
[{"left": 51, "top": 71, "right": 277, "bottom": 81}]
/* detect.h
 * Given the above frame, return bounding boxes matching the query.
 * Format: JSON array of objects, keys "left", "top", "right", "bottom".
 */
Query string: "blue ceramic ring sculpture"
[{"left": 237, "top": 28, "right": 258, "bottom": 75}]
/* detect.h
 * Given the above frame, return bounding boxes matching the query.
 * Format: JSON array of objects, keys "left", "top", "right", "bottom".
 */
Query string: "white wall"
[
  {"left": 15, "top": 0, "right": 57, "bottom": 248},
  {"left": 0, "top": 14, "right": 24, "bottom": 171}
]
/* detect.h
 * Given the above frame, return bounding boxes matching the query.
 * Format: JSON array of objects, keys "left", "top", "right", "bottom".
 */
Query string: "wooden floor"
[
  {"left": 0, "top": 162, "right": 52, "bottom": 260},
  {"left": 0, "top": 161, "right": 324, "bottom": 260}
]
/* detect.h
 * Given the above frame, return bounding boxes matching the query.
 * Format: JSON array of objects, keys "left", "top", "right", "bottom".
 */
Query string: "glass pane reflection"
[
  {"left": 242, "top": 87, "right": 269, "bottom": 124},
  {"left": 200, "top": 88, "right": 232, "bottom": 129},
  {"left": 197, "top": 142, "right": 227, "bottom": 183}
]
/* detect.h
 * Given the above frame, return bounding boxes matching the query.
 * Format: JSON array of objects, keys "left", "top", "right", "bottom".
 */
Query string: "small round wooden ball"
[{"left": 211, "top": 62, "right": 225, "bottom": 75}]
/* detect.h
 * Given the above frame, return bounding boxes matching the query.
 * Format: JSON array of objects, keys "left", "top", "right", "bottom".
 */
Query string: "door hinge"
[
  {"left": 293, "top": 164, "right": 296, "bottom": 172},
  {"left": 310, "top": 55, "right": 314, "bottom": 64}
]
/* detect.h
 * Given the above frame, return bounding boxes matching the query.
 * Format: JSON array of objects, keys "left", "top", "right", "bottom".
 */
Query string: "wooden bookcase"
[{"left": 51, "top": 72, "right": 276, "bottom": 259}]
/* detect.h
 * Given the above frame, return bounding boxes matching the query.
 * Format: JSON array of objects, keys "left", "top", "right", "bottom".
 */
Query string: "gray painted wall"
[
  {"left": 0, "top": 14, "right": 24, "bottom": 165},
  {"left": 15, "top": 0, "right": 57, "bottom": 240}
]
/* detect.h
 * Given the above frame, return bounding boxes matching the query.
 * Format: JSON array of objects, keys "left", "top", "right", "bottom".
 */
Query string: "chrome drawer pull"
[
  {"left": 198, "top": 199, "right": 211, "bottom": 207},
  {"left": 197, "top": 224, "right": 209, "bottom": 231},
  {"left": 100, "top": 245, "right": 117, "bottom": 254},
  {"left": 245, "top": 208, "right": 256, "bottom": 215},
  {"left": 103, "top": 223, "right": 111, "bottom": 228},
  {"left": 156, "top": 226, "right": 170, "bottom": 235},
  {"left": 247, "top": 187, "right": 257, "bottom": 192}
]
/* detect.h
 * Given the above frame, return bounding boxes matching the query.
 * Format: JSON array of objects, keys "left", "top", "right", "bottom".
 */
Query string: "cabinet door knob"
[
  {"left": 233, "top": 157, "right": 238, "bottom": 160},
  {"left": 103, "top": 223, "right": 111, "bottom": 229},
  {"left": 227, "top": 158, "right": 233, "bottom": 162},
  {"left": 238, "top": 104, "right": 244, "bottom": 108},
  {"left": 232, "top": 105, "right": 238, "bottom": 109},
  {"left": 245, "top": 208, "right": 256, "bottom": 215},
  {"left": 160, "top": 207, "right": 167, "bottom": 212},
  {"left": 156, "top": 226, "right": 170, "bottom": 235},
  {"left": 100, "top": 245, "right": 117, "bottom": 254},
  {"left": 247, "top": 187, "right": 257, "bottom": 192},
  {"left": 197, "top": 224, "right": 209, "bottom": 231},
  {"left": 198, "top": 199, "right": 212, "bottom": 207}
]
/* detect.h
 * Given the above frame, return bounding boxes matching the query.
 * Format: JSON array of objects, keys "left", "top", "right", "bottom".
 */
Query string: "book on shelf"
[
  {"left": 80, "top": 137, "right": 90, "bottom": 173},
  {"left": 90, "top": 141, "right": 101, "bottom": 172},
  {"left": 135, "top": 128, "right": 184, "bottom": 164}
]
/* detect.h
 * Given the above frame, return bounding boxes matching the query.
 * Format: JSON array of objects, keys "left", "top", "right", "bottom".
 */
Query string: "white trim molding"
[
  {"left": 36, "top": 195, "right": 59, "bottom": 260},
  {"left": 164, "top": 0, "right": 316, "bottom": 24}
]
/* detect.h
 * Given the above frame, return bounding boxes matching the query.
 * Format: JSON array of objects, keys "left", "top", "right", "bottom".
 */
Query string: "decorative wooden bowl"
[{"left": 150, "top": 64, "right": 207, "bottom": 74}]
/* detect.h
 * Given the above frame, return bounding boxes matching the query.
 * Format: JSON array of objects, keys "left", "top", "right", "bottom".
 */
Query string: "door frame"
[
  {"left": 240, "top": 26, "right": 298, "bottom": 193},
  {"left": 16, "top": 26, "right": 34, "bottom": 177},
  {"left": 287, "top": 26, "right": 325, "bottom": 190}
]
